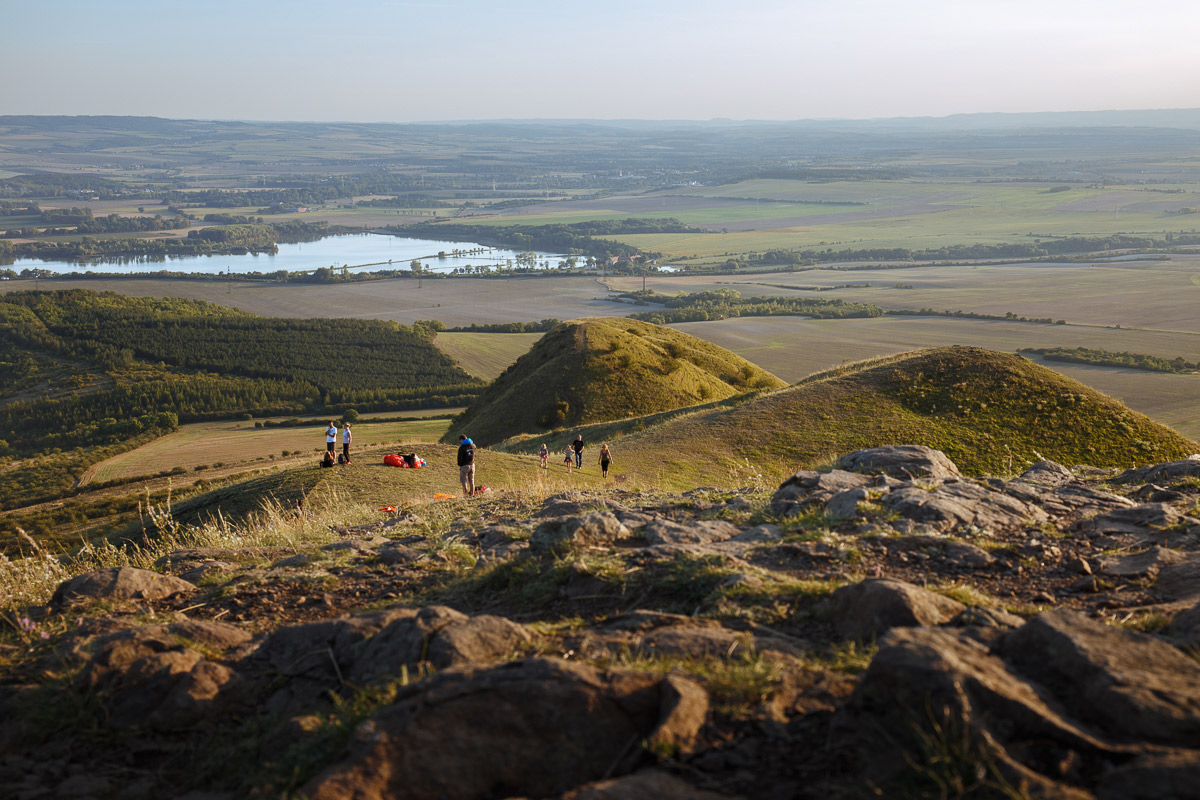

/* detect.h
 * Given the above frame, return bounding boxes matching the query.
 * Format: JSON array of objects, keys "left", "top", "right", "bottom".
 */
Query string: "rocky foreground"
[{"left": 4, "top": 446, "right": 1200, "bottom": 799}]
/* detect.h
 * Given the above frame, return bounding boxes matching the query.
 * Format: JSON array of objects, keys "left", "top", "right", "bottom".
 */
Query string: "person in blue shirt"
[{"left": 457, "top": 435, "right": 476, "bottom": 495}]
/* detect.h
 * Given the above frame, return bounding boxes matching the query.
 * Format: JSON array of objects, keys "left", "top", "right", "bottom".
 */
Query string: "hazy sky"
[{"left": 4, "top": 0, "right": 1198, "bottom": 122}]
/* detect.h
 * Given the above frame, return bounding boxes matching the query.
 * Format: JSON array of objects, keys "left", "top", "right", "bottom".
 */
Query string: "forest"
[
  {"left": 625, "top": 288, "right": 884, "bottom": 324},
  {"left": 2, "top": 220, "right": 343, "bottom": 264},
  {"left": 0, "top": 290, "right": 481, "bottom": 509}
]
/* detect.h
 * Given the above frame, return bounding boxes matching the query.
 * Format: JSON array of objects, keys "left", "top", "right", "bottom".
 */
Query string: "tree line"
[
  {"left": 6, "top": 220, "right": 340, "bottom": 263},
  {"left": 1020, "top": 346, "right": 1200, "bottom": 373},
  {"left": 397, "top": 218, "right": 700, "bottom": 261},
  {"left": 625, "top": 288, "right": 884, "bottom": 324}
]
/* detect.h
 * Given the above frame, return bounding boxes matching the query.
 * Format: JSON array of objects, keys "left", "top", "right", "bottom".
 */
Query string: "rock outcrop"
[
  {"left": 50, "top": 566, "right": 195, "bottom": 607},
  {"left": 10, "top": 447, "right": 1200, "bottom": 799},
  {"left": 301, "top": 659, "right": 709, "bottom": 800}
]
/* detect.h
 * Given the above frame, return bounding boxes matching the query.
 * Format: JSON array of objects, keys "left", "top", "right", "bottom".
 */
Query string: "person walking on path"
[
  {"left": 341, "top": 422, "right": 353, "bottom": 464},
  {"left": 457, "top": 435, "right": 477, "bottom": 496},
  {"left": 325, "top": 421, "right": 337, "bottom": 457},
  {"left": 539, "top": 443, "right": 549, "bottom": 470},
  {"left": 562, "top": 443, "right": 574, "bottom": 474},
  {"left": 572, "top": 434, "right": 585, "bottom": 469},
  {"left": 598, "top": 443, "right": 612, "bottom": 479}
]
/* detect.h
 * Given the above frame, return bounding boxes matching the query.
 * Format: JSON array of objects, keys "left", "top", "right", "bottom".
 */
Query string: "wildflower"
[
  {"left": 39, "top": 631, "right": 50, "bottom": 640},
  {"left": 19, "top": 617, "right": 35, "bottom": 632}
]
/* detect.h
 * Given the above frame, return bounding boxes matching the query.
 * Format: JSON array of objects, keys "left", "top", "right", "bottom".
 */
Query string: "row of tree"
[
  {"left": 1021, "top": 346, "right": 1200, "bottom": 373},
  {"left": 627, "top": 288, "right": 884, "bottom": 324}
]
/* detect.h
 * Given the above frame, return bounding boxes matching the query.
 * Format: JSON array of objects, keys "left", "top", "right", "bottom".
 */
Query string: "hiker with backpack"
[{"left": 457, "top": 434, "right": 476, "bottom": 496}]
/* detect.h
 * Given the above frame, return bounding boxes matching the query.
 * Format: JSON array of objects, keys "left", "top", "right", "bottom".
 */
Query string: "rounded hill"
[
  {"left": 549, "top": 346, "right": 1199, "bottom": 484},
  {"left": 442, "top": 318, "right": 786, "bottom": 445}
]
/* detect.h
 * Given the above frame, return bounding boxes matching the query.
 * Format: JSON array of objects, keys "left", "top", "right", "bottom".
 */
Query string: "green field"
[
  {"left": 476, "top": 178, "right": 1200, "bottom": 264},
  {"left": 433, "top": 332, "right": 543, "bottom": 381}
]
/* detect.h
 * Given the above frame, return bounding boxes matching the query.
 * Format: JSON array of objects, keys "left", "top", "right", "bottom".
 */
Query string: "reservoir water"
[{"left": 9, "top": 233, "right": 569, "bottom": 276}]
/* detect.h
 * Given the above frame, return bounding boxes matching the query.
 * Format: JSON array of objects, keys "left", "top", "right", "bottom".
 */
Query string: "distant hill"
[
  {"left": 442, "top": 318, "right": 786, "bottom": 446},
  {"left": 529, "top": 346, "right": 1198, "bottom": 484}
]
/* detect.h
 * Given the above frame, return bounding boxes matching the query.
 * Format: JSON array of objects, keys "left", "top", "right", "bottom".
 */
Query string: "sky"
[{"left": 4, "top": 0, "right": 1199, "bottom": 123}]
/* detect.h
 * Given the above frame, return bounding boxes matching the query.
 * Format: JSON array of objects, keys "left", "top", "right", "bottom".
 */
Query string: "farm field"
[
  {"left": 433, "top": 332, "right": 543, "bottom": 381},
  {"left": 606, "top": 253, "right": 1200, "bottom": 333},
  {"left": 670, "top": 315, "right": 1200, "bottom": 440},
  {"left": 0, "top": 275, "right": 622, "bottom": 327},
  {"left": 82, "top": 415, "right": 455, "bottom": 486},
  {"left": 484, "top": 178, "right": 1200, "bottom": 263}
]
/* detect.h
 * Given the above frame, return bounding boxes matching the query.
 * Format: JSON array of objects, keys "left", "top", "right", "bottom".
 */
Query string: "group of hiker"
[
  {"left": 538, "top": 434, "right": 612, "bottom": 478},
  {"left": 322, "top": 422, "right": 614, "bottom": 494}
]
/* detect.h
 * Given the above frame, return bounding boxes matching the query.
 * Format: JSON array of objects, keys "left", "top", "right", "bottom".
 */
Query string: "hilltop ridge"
[
  {"left": 499, "top": 346, "right": 1198, "bottom": 485},
  {"left": 442, "top": 317, "right": 785, "bottom": 446}
]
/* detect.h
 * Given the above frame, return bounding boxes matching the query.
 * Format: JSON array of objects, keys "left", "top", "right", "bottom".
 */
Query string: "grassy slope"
[
  {"left": 169, "top": 345, "right": 1198, "bottom": 529},
  {"left": 433, "top": 332, "right": 542, "bottom": 381},
  {"left": 169, "top": 442, "right": 617, "bottom": 526},
  {"left": 441, "top": 318, "right": 786, "bottom": 446},
  {"left": 502, "top": 346, "right": 1198, "bottom": 488}
]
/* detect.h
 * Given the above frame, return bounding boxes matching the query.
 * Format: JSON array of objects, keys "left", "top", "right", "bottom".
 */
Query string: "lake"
[{"left": 8, "top": 233, "right": 570, "bottom": 276}]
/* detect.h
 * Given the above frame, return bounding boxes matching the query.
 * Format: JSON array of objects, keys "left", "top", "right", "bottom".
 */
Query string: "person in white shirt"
[
  {"left": 341, "top": 422, "right": 353, "bottom": 464},
  {"left": 325, "top": 421, "right": 337, "bottom": 458}
]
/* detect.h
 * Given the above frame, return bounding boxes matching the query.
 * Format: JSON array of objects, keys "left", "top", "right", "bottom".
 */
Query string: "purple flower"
[
  {"left": 39, "top": 631, "right": 51, "bottom": 640},
  {"left": 19, "top": 617, "right": 35, "bottom": 632}
]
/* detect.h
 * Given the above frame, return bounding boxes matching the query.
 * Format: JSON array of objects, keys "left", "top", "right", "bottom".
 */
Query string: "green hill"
[
  {"left": 511, "top": 346, "right": 1197, "bottom": 486},
  {"left": 0, "top": 289, "right": 480, "bottom": 510},
  {"left": 441, "top": 318, "right": 786, "bottom": 446}
]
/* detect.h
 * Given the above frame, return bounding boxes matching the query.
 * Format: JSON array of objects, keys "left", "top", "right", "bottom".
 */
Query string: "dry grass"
[
  {"left": 0, "top": 486, "right": 379, "bottom": 613},
  {"left": 83, "top": 416, "right": 452, "bottom": 485},
  {"left": 661, "top": 315, "right": 1200, "bottom": 440},
  {"left": 1, "top": 275, "right": 621, "bottom": 329}
]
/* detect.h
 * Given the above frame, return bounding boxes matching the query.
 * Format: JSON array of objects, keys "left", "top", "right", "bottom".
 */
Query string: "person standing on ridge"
[
  {"left": 325, "top": 421, "right": 337, "bottom": 458},
  {"left": 341, "top": 422, "right": 353, "bottom": 464},
  {"left": 563, "top": 442, "right": 574, "bottom": 473},
  {"left": 598, "top": 443, "right": 612, "bottom": 479},
  {"left": 539, "top": 443, "right": 549, "bottom": 469},
  {"left": 457, "top": 434, "right": 476, "bottom": 496},
  {"left": 572, "top": 434, "right": 585, "bottom": 470}
]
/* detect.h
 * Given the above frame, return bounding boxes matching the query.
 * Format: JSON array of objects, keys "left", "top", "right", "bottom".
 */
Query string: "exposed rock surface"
[
  {"left": 827, "top": 578, "right": 966, "bottom": 640},
  {"left": 301, "top": 659, "right": 708, "bottom": 800},
  {"left": 247, "top": 605, "right": 530, "bottom": 714},
  {"left": 643, "top": 518, "right": 740, "bottom": 546},
  {"left": 531, "top": 511, "right": 629, "bottom": 555},
  {"left": 50, "top": 567, "right": 195, "bottom": 607},
  {"left": 12, "top": 449, "right": 1200, "bottom": 799},
  {"left": 844, "top": 610, "right": 1200, "bottom": 797},
  {"left": 834, "top": 444, "right": 963, "bottom": 480}
]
